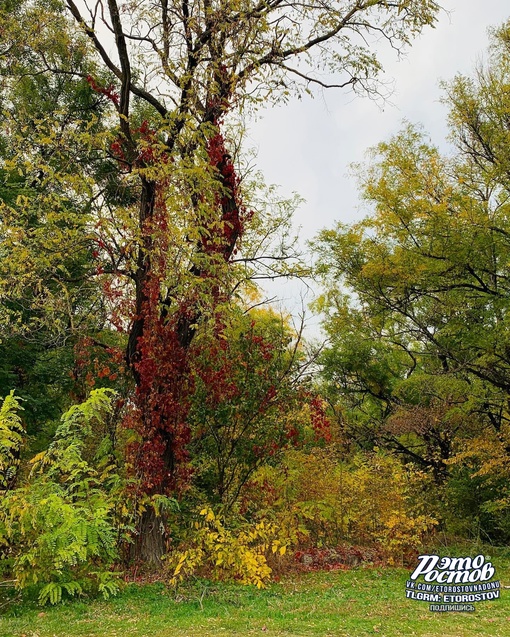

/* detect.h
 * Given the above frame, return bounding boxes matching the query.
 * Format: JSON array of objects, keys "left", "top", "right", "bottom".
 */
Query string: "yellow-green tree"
[{"left": 314, "top": 22, "right": 510, "bottom": 539}]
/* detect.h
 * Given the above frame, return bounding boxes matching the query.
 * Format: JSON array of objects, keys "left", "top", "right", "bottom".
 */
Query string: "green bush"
[{"left": 0, "top": 388, "right": 125, "bottom": 604}]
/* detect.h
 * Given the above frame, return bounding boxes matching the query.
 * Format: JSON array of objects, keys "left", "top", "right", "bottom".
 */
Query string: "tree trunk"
[
  {"left": 134, "top": 507, "right": 167, "bottom": 565},
  {"left": 126, "top": 177, "right": 156, "bottom": 380},
  {"left": 126, "top": 127, "right": 243, "bottom": 563}
]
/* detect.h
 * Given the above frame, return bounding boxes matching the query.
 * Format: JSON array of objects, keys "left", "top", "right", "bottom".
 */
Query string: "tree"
[
  {"left": 187, "top": 307, "right": 312, "bottom": 510},
  {"left": 314, "top": 21, "right": 510, "bottom": 536},
  {"left": 0, "top": 1, "right": 127, "bottom": 430},
  {"left": 1, "top": 0, "right": 440, "bottom": 561}
]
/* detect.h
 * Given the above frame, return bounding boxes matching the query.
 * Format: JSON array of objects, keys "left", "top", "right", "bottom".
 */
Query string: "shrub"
[
  {"left": 0, "top": 389, "right": 125, "bottom": 604},
  {"left": 242, "top": 449, "right": 437, "bottom": 566},
  {"left": 168, "top": 508, "right": 289, "bottom": 588}
]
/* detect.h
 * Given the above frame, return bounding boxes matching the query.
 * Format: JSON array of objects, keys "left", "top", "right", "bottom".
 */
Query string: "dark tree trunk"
[
  {"left": 126, "top": 177, "right": 169, "bottom": 564},
  {"left": 126, "top": 126, "right": 243, "bottom": 564},
  {"left": 134, "top": 507, "right": 167, "bottom": 565},
  {"left": 126, "top": 177, "right": 156, "bottom": 379}
]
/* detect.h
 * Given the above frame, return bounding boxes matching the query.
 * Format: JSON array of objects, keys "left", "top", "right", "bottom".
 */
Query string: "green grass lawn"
[{"left": 1, "top": 552, "right": 509, "bottom": 637}]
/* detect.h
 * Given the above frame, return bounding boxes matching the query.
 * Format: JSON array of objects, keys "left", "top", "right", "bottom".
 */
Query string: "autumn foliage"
[{"left": 3, "top": 0, "right": 510, "bottom": 608}]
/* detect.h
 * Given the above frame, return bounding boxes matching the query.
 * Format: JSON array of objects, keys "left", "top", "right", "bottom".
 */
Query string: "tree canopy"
[{"left": 315, "top": 21, "right": 510, "bottom": 536}]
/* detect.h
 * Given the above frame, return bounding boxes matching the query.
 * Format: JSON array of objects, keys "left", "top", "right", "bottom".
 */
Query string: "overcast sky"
[{"left": 248, "top": 1, "right": 510, "bottom": 332}]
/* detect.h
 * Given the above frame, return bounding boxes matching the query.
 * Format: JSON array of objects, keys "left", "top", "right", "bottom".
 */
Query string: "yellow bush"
[
  {"left": 244, "top": 449, "right": 437, "bottom": 564},
  {"left": 168, "top": 450, "right": 438, "bottom": 585},
  {"left": 168, "top": 508, "right": 289, "bottom": 588}
]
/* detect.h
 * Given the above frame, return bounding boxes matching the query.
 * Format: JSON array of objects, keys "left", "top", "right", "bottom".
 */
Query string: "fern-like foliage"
[
  {"left": 31, "top": 387, "right": 117, "bottom": 480},
  {"left": 0, "top": 388, "right": 126, "bottom": 604},
  {"left": 0, "top": 390, "right": 24, "bottom": 491}
]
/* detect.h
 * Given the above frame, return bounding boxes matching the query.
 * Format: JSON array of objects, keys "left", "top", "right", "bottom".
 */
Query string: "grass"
[{"left": 1, "top": 549, "right": 510, "bottom": 637}]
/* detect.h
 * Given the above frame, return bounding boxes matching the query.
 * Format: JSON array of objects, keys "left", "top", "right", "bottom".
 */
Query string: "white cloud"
[{"left": 250, "top": 1, "right": 510, "bottom": 236}]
